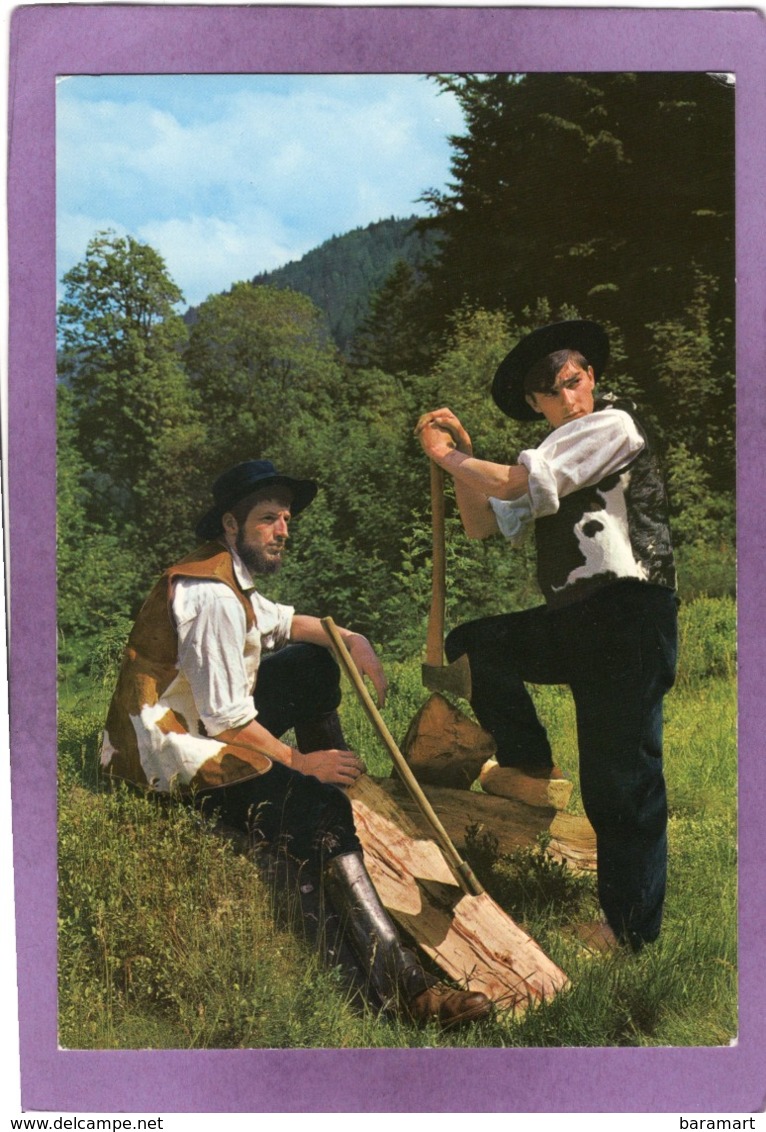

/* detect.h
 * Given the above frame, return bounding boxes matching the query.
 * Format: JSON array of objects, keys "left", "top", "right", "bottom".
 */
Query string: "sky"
[{"left": 56, "top": 73, "right": 465, "bottom": 308}]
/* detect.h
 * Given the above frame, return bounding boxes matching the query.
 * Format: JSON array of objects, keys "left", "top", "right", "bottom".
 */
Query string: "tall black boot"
[
  {"left": 323, "top": 851, "right": 492, "bottom": 1028},
  {"left": 294, "top": 710, "right": 349, "bottom": 754}
]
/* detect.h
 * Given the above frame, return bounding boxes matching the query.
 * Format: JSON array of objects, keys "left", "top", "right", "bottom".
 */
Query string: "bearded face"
[{"left": 224, "top": 490, "right": 293, "bottom": 577}]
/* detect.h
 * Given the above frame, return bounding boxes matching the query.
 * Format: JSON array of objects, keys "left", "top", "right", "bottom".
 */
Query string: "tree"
[
  {"left": 57, "top": 384, "right": 144, "bottom": 674},
  {"left": 350, "top": 261, "right": 436, "bottom": 375},
  {"left": 414, "top": 73, "right": 734, "bottom": 411},
  {"left": 183, "top": 283, "right": 345, "bottom": 476},
  {"left": 57, "top": 230, "right": 205, "bottom": 577}
]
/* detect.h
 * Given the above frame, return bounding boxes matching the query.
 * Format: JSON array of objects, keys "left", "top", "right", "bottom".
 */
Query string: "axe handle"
[
  {"left": 321, "top": 617, "right": 484, "bottom": 897},
  {"left": 425, "top": 461, "right": 446, "bottom": 668}
]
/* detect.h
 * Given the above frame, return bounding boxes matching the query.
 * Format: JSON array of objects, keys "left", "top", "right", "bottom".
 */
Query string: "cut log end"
[
  {"left": 479, "top": 758, "right": 574, "bottom": 812},
  {"left": 401, "top": 692, "right": 496, "bottom": 789}
]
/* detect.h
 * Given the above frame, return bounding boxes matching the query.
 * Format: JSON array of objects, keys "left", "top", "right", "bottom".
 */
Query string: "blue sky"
[{"left": 56, "top": 73, "right": 465, "bottom": 308}]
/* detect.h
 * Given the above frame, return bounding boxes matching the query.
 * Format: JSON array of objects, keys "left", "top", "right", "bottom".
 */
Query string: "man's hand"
[
  {"left": 299, "top": 748, "right": 366, "bottom": 786},
  {"left": 289, "top": 616, "right": 388, "bottom": 707},
  {"left": 415, "top": 408, "right": 474, "bottom": 460},
  {"left": 346, "top": 633, "right": 388, "bottom": 707}
]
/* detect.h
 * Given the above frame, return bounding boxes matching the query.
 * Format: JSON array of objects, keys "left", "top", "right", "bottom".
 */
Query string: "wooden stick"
[
  {"left": 425, "top": 461, "right": 446, "bottom": 668},
  {"left": 321, "top": 616, "right": 484, "bottom": 896}
]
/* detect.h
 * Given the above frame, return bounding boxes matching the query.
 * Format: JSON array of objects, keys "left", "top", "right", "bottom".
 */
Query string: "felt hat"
[
  {"left": 492, "top": 320, "right": 610, "bottom": 420},
  {"left": 195, "top": 459, "right": 318, "bottom": 541}
]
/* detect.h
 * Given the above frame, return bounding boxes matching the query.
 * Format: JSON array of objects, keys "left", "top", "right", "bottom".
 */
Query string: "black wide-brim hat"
[
  {"left": 492, "top": 320, "right": 610, "bottom": 420},
  {"left": 195, "top": 459, "right": 318, "bottom": 542}
]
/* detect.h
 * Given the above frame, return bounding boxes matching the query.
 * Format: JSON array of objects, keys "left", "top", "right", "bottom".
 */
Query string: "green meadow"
[{"left": 58, "top": 595, "right": 736, "bottom": 1050}]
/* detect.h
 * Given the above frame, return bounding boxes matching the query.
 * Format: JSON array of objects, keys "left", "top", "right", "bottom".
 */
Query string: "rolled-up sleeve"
[
  {"left": 172, "top": 581, "right": 257, "bottom": 735},
  {"left": 518, "top": 409, "right": 644, "bottom": 518},
  {"left": 251, "top": 592, "right": 294, "bottom": 652},
  {"left": 489, "top": 495, "right": 534, "bottom": 544}
]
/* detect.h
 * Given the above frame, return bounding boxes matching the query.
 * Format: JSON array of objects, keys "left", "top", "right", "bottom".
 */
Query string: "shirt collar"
[{"left": 228, "top": 546, "right": 258, "bottom": 594}]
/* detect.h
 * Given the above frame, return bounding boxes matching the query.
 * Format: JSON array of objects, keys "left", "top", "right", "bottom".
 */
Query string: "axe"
[
  {"left": 321, "top": 616, "right": 483, "bottom": 896},
  {"left": 422, "top": 461, "right": 471, "bottom": 699}
]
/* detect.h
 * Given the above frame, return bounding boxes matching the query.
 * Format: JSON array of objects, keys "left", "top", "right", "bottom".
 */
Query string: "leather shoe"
[{"left": 407, "top": 983, "right": 492, "bottom": 1029}]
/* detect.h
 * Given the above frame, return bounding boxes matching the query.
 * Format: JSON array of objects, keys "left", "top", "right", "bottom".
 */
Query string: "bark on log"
[
  {"left": 369, "top": 775, "right": 597, "bottom": 873},
  {"left": 349, "top": 775, "right": 569, "bottom": 1013},
  {"left": 400, "top": 692, "right": 495, "bottom": 789}
]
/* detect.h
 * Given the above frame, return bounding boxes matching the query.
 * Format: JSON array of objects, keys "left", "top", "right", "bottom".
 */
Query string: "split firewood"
[
  {"left": 349, "top": 775, "right": 569, "bottom": 1012},
  {"left": 400, "top": 691, "right": 496, "bottom": 788}
]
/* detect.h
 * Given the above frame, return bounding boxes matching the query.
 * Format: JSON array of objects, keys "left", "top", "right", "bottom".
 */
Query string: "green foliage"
[
  {"left": 350, "top": 260, "right": 435, "bottom": 374},
  {"left": 249, "top": 216, "right": 440, "bottom": 351},
  {"left": 663, "top": 439, "right": 736, "bottom": 600},
  {"left": 57, "top": 230, "right": 207, "bottom": 587},
  {"left": 58, "top": 777, "right": 359, "bottom": 1048},
  {"left": 183, "top": 282, "right": 343, "bottom": 474},
  {"left": 418, "top": 73, "right": 733, "bottom": 388},
  {"left": 57, "top": 385, "right": 146, "bottom": 671},
  {"left": 647, "top": 271, "right": 735, "bottom": 489},
  {"left": 58, "top": 706, "right": 106, "bottom": 792}
]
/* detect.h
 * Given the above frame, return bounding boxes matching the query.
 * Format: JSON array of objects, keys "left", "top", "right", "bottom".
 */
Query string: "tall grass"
[{"left": 58, "top": 595, "right": 737, "bottom": 1048}]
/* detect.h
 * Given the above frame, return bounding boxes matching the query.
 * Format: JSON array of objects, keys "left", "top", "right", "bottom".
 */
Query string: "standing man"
[
  {"left": 416, "top": 321, "right": 678, "bottom": 952},
  {"left": 101, "top": 458, "right": 491, "bottom": 1027}
]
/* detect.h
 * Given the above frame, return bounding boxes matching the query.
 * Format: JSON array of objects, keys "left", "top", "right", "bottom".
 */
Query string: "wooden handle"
[
  {"left": 321, "top": 617, "right": 483, "bottom": 896},
  {"left": 425, "top": 461, "right": 446, "bottom": 668}
]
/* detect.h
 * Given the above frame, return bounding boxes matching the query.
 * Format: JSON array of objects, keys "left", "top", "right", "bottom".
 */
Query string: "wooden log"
[
  {"left": 349, "top": 775, "right": 569, "bottom": 1012},
  {"left": 369, "top": 776, "right": 597, "bottom": 873},
  {"left": 400, "top": 691, "right": 496, "bottom": 789},
  {"left": 479, "top": 758, "right": 574, "bottom": 812}
]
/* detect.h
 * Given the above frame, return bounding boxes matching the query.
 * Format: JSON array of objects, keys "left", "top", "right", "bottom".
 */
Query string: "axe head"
[{"left": 421, "top": 652, "right": 472, "bottom": 699}]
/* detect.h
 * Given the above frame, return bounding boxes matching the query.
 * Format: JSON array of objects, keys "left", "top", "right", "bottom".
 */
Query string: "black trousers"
[
  {"left": 196, "top": 643, "right": 361, "bottom": 873},
  {"left": 446, "top": 581, "right": 679, "bottom": 948}
]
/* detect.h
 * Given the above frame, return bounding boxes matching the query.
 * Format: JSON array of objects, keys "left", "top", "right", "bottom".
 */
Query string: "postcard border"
[{"left": 8, "top": 3, "right": 765, "bottom": 1113}]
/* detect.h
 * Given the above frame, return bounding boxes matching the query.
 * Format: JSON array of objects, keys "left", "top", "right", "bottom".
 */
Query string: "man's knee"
[
  {"left": 445, "top": 620, "right": 481, "bottom": 663},
  {"left": 255, "top": 643, "right": 341, "bottom": 732}
]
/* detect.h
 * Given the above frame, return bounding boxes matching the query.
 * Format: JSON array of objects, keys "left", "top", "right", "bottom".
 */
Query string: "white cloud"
[
  {"left": 56, "top": 75, "right": 464, "bottom": 306},
  {"left": 138, "top": 212, "right": 308, "bottom": 307}
]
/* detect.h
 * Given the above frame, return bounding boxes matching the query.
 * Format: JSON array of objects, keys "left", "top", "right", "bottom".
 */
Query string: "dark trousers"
[
  {"left": 446, "top": 581, "right": 679, "bottom": 948},
  {"left": 196, "top": 643, "right": 360, "bottom": 873}
]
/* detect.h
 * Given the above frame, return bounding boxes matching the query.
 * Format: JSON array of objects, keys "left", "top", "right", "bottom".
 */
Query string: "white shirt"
[
  {"left": 489, "top": 407, "right": 645, "bottom": 543},
  {"left": 168, "top": 548, "right": 294, "bottom": 737}
]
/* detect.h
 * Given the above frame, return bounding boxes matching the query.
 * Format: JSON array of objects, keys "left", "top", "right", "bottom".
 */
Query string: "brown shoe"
[{"left": 407, "top": 983, "right": 493, "bottom": 1029}]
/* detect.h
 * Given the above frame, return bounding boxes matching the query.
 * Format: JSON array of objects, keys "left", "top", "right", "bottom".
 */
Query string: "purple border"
[{"left": 8, "top": 4, "right": 765, "bottom": 1113}]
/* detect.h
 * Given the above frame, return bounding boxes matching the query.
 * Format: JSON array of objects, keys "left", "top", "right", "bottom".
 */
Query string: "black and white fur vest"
[{"left": 534, "top": 396, "right": 676, "bottom": 610}]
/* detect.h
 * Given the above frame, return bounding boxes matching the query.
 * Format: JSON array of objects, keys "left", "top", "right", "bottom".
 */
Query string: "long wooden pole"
[
  {"left": 425, "top": 461, "right": 446, "bottom": 668},
  {"left": 321, "top": 616, "right": 484, "bottom": 896}
]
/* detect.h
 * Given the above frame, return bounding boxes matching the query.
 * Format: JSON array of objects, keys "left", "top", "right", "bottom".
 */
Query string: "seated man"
[
  {"left": 101, "top": 458, "right": 490, "bottom": 1027},
  {"left": 416, "top": 321, "right": 678, "bottom": 953}
]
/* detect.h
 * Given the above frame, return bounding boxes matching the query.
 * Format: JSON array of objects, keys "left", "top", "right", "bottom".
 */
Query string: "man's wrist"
[{"left": 283, "top": 744, "right": 301, "bottom": 768}]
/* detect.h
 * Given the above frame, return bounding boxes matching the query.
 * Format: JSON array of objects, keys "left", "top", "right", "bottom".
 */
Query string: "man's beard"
[{"left": 235, "top": 529, "right": 284, "bottom": 577}]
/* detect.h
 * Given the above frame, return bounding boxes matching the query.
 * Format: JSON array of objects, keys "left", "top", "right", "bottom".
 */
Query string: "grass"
[{"left": 58, "top": 595, "right": 737, "bottom": 1049}]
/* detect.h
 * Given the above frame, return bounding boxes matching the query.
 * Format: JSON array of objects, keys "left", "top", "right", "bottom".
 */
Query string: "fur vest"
[
  {"left": 535, "top": 398, "right": 677, "bottom": 609},
  {"left": 100, "top": 543, "right": 272, "bottom": 793}
]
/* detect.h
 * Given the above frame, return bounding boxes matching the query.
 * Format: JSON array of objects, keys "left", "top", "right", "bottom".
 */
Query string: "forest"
[
  {"left": 58, "top": 71, "right": 735, "bottom": 680},
  {"left": 57, "top": 72, "right": 737, "bottom": 1049}
]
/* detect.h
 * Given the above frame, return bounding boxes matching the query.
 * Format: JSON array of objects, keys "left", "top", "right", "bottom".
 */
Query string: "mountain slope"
[{"left": 250, "top": 215, "right": 439, "bottom": 350}]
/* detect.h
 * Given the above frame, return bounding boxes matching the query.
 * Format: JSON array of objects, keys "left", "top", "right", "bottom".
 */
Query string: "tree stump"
[
  {"left": 349, "top": 775, "right": 569, "bottom": 1013},
  {"left": 400, "top": 692, "right": 495, "bottom": 788}
]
